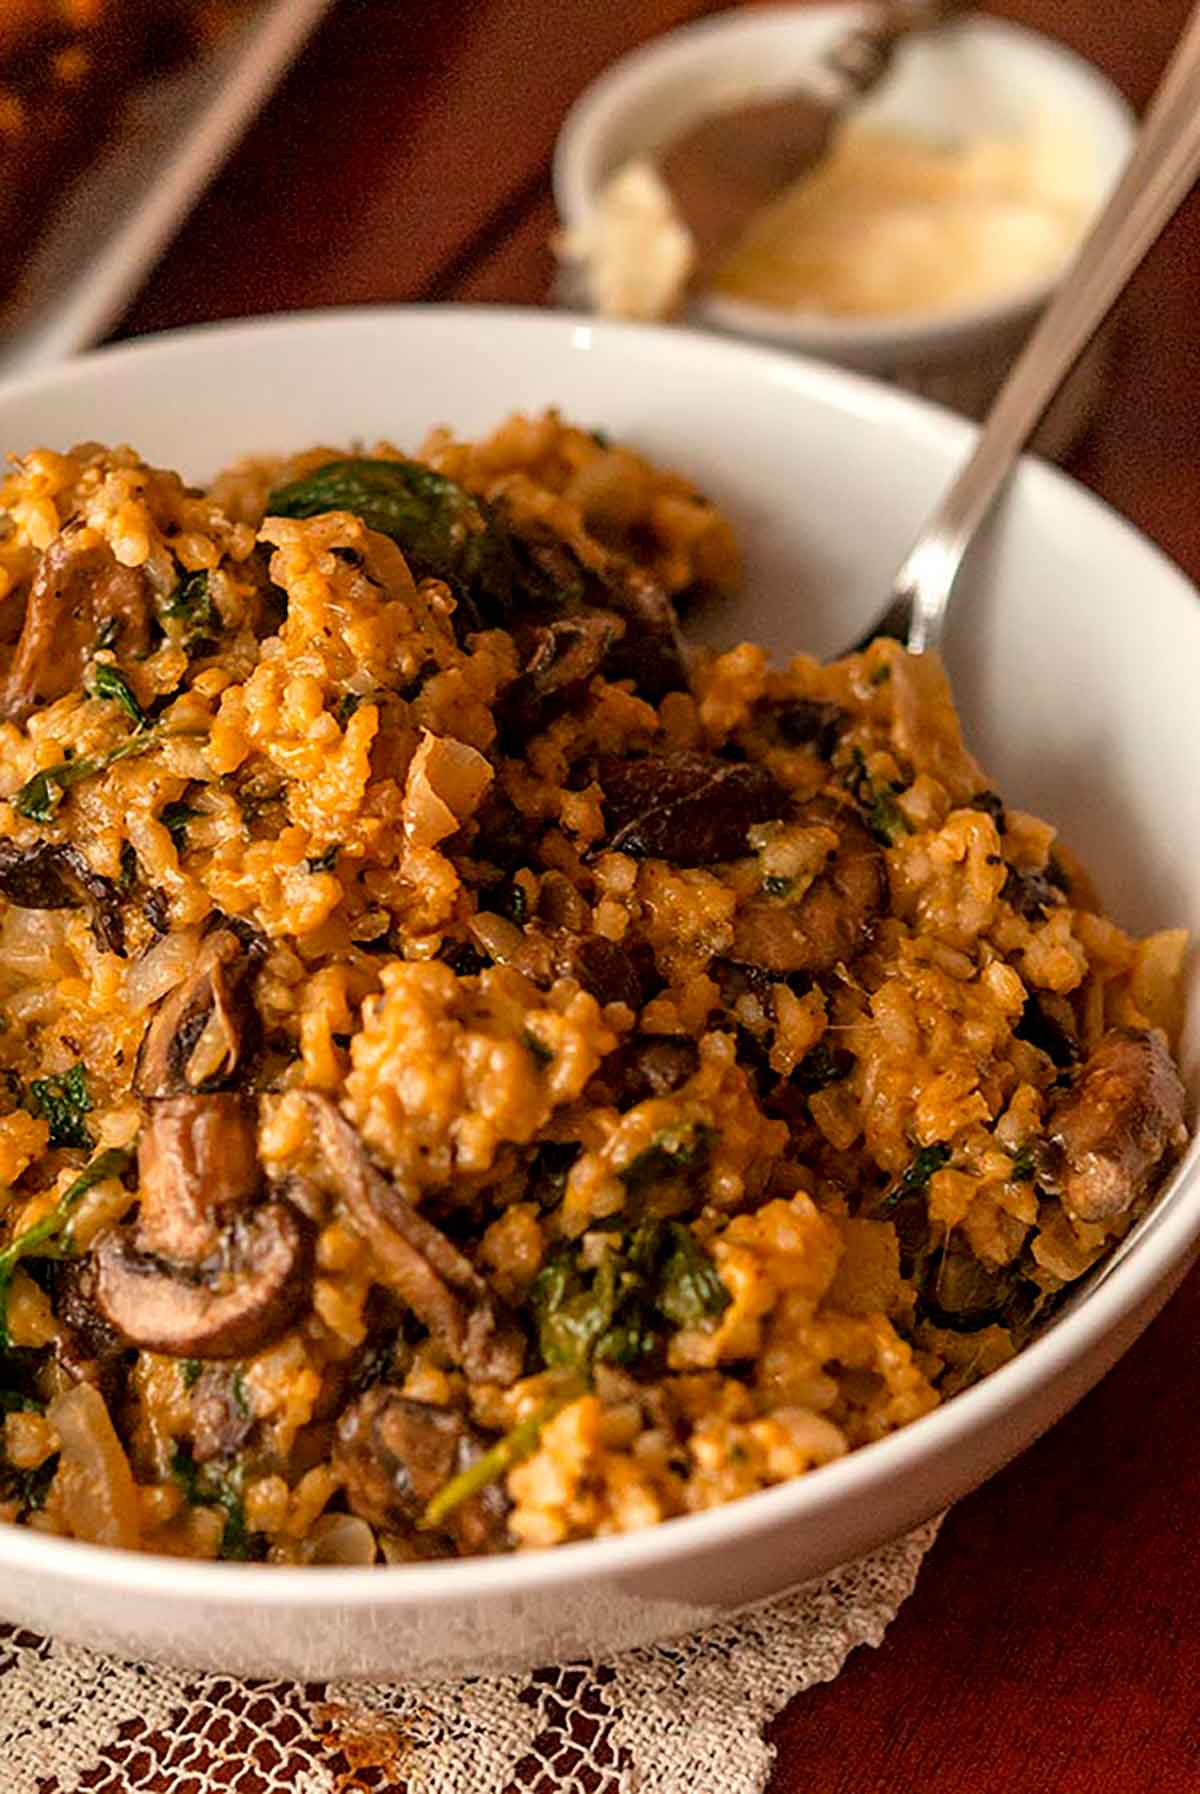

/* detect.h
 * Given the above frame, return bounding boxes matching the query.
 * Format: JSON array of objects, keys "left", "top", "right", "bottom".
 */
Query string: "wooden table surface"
[{"left": 115, "top": 3, "right": 1200, "bottom": 1788}]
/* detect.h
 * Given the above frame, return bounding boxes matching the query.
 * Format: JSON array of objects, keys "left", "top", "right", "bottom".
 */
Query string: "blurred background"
[{"left": 102, "top": 0, "right": 1200, "bottom": 586}]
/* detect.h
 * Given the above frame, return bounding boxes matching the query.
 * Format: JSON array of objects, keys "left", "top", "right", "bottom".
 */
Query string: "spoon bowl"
[{"left": 659, "top": 1, "right": 962, "bottom": 285}]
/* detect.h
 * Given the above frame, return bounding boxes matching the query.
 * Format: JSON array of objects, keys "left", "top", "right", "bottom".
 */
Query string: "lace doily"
[{"left": 0, "top": 1517, "right": 939, "bottom": 1793}]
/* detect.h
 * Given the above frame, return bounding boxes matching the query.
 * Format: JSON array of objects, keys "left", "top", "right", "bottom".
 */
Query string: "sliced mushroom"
[
  {"left": 94, "top": 1198, "right": 314, "bottom": 1360},
  {"left": 303, "top": 1094, "right": 525, "bottom": 1385},
  {"left": 503, "top": 512, "right": 688, "bottom": 702},
  {"left": 730, "top": 800, "right": 885, "bottom": 975},
  {"left": 1037, "top": 1027, "right": 1187, "bottom": 1222},
  {"left": 551, "top": 930, "right": 656, "bottom": 1009},
  {"left": 335, "top": 1387, "right": 510, "bottom": 1554},
  {"left": 135, "top": 1092, "right": 262, "bottom": 1262},
  {"left": 600, "top": 562, "right": 690, "bottom": 700},
  {"left": 760, "top": 696, "right": 847, "bottom": 759},
  {"left": 133, "top": 916, "right": 265, "bottom": 1097},
  {"left": 1015, "top": 991, "right": 1080, "bottom": 1069},
  {"left": 2, "top": 525, "right": 152, "bottom": 723},
  {"left": 1001, "top": 863, "right": 1068, "bottom": 922},
  {"left": 589, "top": 1035, "right": 700, "bottom": 1108},
  {"left": 94, "top": 913, "right": 306, "bottom": 1359},
  {"left": 596, "top": 750, "right": 788, "bottom": 866},
  {"left": 0, "top": 839, "right": 126, "bottom": 956},
  {"left": 497, "top": 611, "right": 622, "bottom": 745}
]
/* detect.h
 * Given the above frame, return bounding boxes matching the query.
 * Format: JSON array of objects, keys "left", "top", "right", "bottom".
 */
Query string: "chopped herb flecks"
[
  {"left": 11, "top": 732, "right": 158, "bottom": 822},
  {"left": 90, "top": 663, "right": 147, "bottom": 729},
  {"left": 422, "top": 1380, "right": 586, "bottom": 1530},
  {"left": 170, "top": 1443, "right": 262, "bottom": 1561}
]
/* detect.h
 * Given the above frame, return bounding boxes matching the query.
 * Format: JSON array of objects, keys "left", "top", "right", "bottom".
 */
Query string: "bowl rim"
[
  {"left": 0, "top": 301, "right": 1195, "bottom": 1610},
  {"left": 551, "top": 4, "right": 1138, "bottom": 355}
]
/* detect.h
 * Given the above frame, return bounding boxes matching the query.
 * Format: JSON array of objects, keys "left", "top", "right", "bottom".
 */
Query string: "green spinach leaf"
[
  {"left": 163, "top": 569, "right": 217, "bottom": 645},
  {"left": 170, "top": 1444, "right": 262, "bottom": 1561},
  {"left": 160, "top": 801, "right": 199, "bottom": 851},
  {"left": 266, "top": 458, "right": 515, "bottom": 632},
  {"left": 422, "top": 1379, "right": 585, "bottom": 1531},
  {"left": 656, "top": 1222, "right": 730, "bottom": 1327},
  {"left": 619, "top": 1121, "right": 714, "bottom": 1196},
  {"left": 90, "top": 663, "right": 147, "bottom": 729},
  {"left": 0, "top": 1147, "right": 133, "bottom": 1348},
  {"left": 25, "top": 1062, "right": 92, "bottom": 1150},
  {"left": 11, "top": 732, "right": 158, "bottom": 822}
]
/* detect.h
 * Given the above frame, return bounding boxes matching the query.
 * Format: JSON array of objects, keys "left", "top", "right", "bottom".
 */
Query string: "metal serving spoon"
[
  {"left": 660, "top": 0, "right": 963, "bottom": 285},
  {"left": 858, "top": 0, "right": 1200, "bottom": 657}
]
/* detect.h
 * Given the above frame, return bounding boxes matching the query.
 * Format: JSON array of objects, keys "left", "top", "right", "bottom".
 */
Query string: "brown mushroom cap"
[
  {"left": 1038, "top": 1027, "right": 1187, "bottom": 1221},
  {"left": 497, "top": 611, "right": 622, "bottom": 746},
  {"left": 596, "top": 750, "right": 789, "bottom": 865},
  {"left": 93, "top": 914, "right": 300, "bottom": 1360},
  {"left": 94, "top": 1198, "right": 314, "bottom": 1360}
]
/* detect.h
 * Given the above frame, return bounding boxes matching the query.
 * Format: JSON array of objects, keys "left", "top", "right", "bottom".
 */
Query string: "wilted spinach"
[
  {"left": 160, "top": 801, "right": 200, "bottom": 851},
  {"left": 423, "top": 1380, "right": 585, "bottom": 1530},
  {"left": 26, "top": 1061, "right": 93, "bottom": 1150},
  {"left": 619, "top": 1121, "right": 714, "bottom": 1196},
  {"left": 170, "top": 1444, "right": 263, "bottom": 1561},
  {"left": 656, "top": 1223, "right": 729, "bottom": 1327},
  {"left": 792, "top": 1042, "right": 854, "bottom": 1094},
  {"left": 11, "top": 732, "right": 158, "bottom": 822},
  {"left": 843, "top": 746, "right": 912, "bottom": 846},
  {"left": 163, "top": 569, "right": 217, "bottom": 646},
  {"left": 0, "top": 1396, "right": 58, "bottom": 1514},
  {"left": 531, "top": 1219, "right": 728, "bottom": 1374},
  {"left": 266, "top": 457, "right": 516, "bottom": 633},
  {"left": 90, "top": 663, "right": 147, "bottom": 729}
]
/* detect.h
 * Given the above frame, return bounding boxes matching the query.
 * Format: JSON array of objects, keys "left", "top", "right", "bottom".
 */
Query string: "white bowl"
[
  {"left": 0, "top": 306, "right": 1196, "bottom": 1681},
  {"left": 553, "top": 7, "right": 1135, "bottom": 439}
]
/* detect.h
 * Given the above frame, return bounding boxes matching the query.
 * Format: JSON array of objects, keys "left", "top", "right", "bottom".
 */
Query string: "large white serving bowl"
[{"left": 0, "top": 307, "right": 1196, "bottom": 1681}]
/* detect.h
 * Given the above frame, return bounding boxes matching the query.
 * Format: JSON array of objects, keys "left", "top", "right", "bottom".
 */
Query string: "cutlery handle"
[
  {"left": 825, "top": 0, "right": 964, "bottom": 98},
  {"left": 893, "top": 0, "right": 1200, "bottom": 652}
]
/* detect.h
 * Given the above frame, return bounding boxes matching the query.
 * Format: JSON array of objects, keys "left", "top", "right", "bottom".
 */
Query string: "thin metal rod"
[{"left": 862, "top": 0, "right": 1200, "bottom": 654}]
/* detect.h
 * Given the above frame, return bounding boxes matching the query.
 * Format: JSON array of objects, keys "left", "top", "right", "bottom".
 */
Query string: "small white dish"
[
  {"left": 0, "top": 306, "right": 1195, "bottom": 1681},
  {"left": 553, "top": 7, "right": 1136, "bottom": 442}
]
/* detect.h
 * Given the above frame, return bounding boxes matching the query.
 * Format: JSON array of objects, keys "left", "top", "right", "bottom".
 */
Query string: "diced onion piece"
[
  {"left": 403, "top": 731, "right": 493, "bottom": 849},
  {"left": 298, "top": 1512, "right": 377, "bottom": 1565},
  {"left": 1131, "top": 928, "right": 1189, "bottom": 1047},
  {"left": 123, "top": 926, "right": 201, "bottom": 1014},
  {"left": 47, "top": 1383, "right": 141, "bottom": 1551},
  {"left": 0, "top": 908, "right": 70, "bottom": 977},
  {"left": 467, "top": 910, "right": 553, "bottom": 983}
]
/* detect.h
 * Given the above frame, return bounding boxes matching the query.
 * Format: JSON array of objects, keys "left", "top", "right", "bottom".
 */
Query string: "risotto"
[{"left": 0, "top": 412, "right": 1187, "bottom": 1562}]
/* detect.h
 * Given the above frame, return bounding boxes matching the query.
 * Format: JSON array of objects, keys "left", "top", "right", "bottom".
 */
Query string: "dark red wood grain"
[{"left": 110, "top": 3, "right": 1200, "bottom": 1788}]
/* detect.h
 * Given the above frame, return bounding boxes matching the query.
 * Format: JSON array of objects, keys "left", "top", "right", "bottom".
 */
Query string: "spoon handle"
[
  {"left": 825, "top": 0, "right": 964, "bottom": 98},
  {"left": 874, "top": 0, "right": 1200, "bottom": 654}
]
